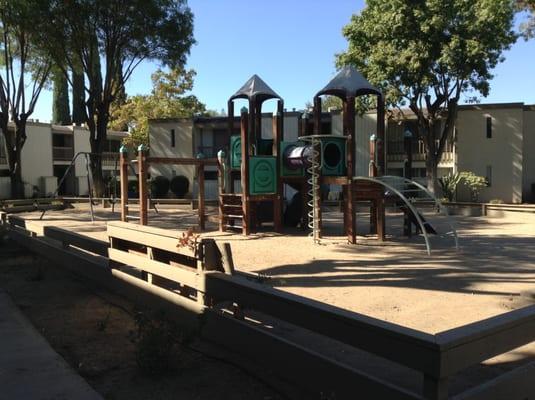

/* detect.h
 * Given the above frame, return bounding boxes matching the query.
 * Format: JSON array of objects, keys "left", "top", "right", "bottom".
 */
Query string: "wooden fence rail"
[{"left": 3, "top": 216, "right": 535, "bottom": 400}]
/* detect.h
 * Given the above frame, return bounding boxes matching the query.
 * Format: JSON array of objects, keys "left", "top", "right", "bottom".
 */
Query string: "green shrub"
[
  {"left": 170, "top": 175, "right": 189, "bottom": 198},
  {"left": 438, "top": 172, "right": 463, "bottom": 202},
  {"left": 459, "top": 171, "right": 487, "bottom": 201},
  {"left": 150, "top": 176, "right": 170, "bottom": 198}
]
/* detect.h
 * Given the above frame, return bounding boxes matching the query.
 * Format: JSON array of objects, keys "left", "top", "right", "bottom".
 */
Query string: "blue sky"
[{"left": 32, "top": 0, "right": 535, "bottom": 122}]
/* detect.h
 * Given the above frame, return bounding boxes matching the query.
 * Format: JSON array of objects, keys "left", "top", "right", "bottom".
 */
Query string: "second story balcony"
[
  {"left": 386, "top": 140, "right": 454, "bottom": 164},
  {"left": 52, "top": 146, "right": 74, "bottom": 161}
]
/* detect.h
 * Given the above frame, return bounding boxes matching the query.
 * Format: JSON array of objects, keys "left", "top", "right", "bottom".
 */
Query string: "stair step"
[
  {"left": 224, "top": 224, "right": 243, "bottom": 230},
  {"left": 223, "top": 214, "right": 243, "bottom": 219},
  {"left": 126, "top": 215, "right": 140, "bottom": 220},
  {"left": 222, "top": 204, "right": 243, "bottom": 208},
  {"left": 221, "top": 193, "right": 242, "bottom": 198}
]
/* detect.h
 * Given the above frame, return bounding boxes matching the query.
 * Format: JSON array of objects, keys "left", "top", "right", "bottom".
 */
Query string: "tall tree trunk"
[
  {"left": 9, "top": 150, "right": 24, "bottom": 199},
  {"left": 7, "top": 124, "right": 26, "bottom": 199},
  {"left": 52, "top": 67, "right": 71, "bottom": 125},
  {"left": 87, "top": 104, "right": 109, "bottom": 197},
  {"left": 425, "top": 119, "right": 439, "bottom": 194},
  {"left": 425, "top": 154, "right": 439, "bottom": 195},
  {"left": 72, "top": 67, "right": 86, "bottom": 125}
]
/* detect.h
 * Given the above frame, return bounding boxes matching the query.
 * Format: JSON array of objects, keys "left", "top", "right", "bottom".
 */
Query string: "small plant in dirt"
[
  {"left": 489, "top": 198, "right": 504, "bottom": 204},
  {"left": 133, "top": 311, "right": 193, "bottom": 376}
]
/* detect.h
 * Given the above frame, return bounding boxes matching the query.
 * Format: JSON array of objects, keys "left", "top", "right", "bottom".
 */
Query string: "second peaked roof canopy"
[
  {"left": 229, "top": 74, "right": 281, "bottom": 103},
  {"left": 315, "top": 66, "right": 381, "bottom": 99}
]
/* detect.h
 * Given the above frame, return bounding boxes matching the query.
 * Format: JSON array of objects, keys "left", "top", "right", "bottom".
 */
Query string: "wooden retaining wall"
[{"left": 2, "top": 215, "right": 535, "bottom": 400}]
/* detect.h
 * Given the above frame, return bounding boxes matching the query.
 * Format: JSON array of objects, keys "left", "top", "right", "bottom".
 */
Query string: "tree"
[
  {"left": 51, "top": 65, "right": 71, "bottom": 125},
  {"left": 36, "top": 0, "right": 194, "bottom": 196},
  {"left": 338, "top": 0, "right": 516, "bottom": 192},
  {"left": 0, "top": 0, "right": 52, "bottom": 198},
  {"left": 110, "top": 67, "right": 206, "bottom": 147},
  {"left": 71, "top": 65, "right": 85, "bottom": 125},
  {"left": 517, "top": 1, "right": 535, "bottom": 38}
]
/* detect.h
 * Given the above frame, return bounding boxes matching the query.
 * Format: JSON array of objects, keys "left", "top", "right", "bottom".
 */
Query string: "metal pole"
[{"left": 85, "top": 154, "right": 95, "bottom": 222}]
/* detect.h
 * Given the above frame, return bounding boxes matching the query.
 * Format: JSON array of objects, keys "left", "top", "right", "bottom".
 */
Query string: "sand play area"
[{"left": 15, "top": 203, "right": 535, "bottom": 334}]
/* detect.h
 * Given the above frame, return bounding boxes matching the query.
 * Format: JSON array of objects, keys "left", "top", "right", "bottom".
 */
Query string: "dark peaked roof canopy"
[
  {"left": 229, "top": 74, "right": 281, "bottom": 103},
  {"left": 315, "top": 66, "right": 381, "bottom": 99}
]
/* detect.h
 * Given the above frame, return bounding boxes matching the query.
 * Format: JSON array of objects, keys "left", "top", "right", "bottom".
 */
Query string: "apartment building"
[
  {"left": 148, "top": 102, "right": 535, "bottom": 204},
  {"left": 0, "top": 121, "right": 127, "bottom": 199}
]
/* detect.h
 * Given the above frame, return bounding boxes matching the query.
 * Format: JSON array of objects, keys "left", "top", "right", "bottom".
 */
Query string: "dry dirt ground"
[
  {"left": 19, "top": 203, "right": 535, "bottom": 334},
  {"left": 0, "top": 248, "right": 285, "bottom": 400},
  {"left": 5, "top": 203, "right": 535, "bottom": 396}
]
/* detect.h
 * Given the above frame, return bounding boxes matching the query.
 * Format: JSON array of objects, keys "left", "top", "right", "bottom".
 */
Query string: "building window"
[
  {"left": 486, "top": 116, "right": 492, "bottom": 139},
  {"left": 170, "top": 129, "right": 176, "bottom": 147},
  {"left": 486, "top": 165, "right": 492, "bottom": 186}
]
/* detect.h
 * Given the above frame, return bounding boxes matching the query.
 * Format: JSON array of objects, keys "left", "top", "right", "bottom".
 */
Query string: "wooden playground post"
[
  {"left": 217, "top": 151, "right": 225, "bottom": 232},
  {"left": 137, "top": 145, "right": 148, "bottom": 226},
  {"left": 197, "top": 161, "right": 206, "bottom": 230},
  {"left": 376, "top": 95, "right": 386, "bottom": 175},
  {"left": 241, "top": 107, "right": 251, "bottom": 235},
  {"left": 272, "top": 102, "right": 283, "bottom": 233},
  {"left": 119, "top": 146, "right": 129, "bottom": 222},
  {"left": 345, "top": 96, "right": 357, "bottom": 244}
]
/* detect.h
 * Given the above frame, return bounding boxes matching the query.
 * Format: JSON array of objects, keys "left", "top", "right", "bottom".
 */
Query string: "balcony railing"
[
  {"left": 52, "top": 146, "right": 74, "bottom": 161},
  {"left": 102, "top": 152, "right": 119, "bottom": 167},
  {"left": 387, "top": 140, "right": 454, "bottom": 163}
]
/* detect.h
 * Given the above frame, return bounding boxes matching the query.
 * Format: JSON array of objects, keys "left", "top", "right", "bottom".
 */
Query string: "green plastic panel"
[
  {"left": 249, "top": 156, "right": 276, "bottom": 195},
  {"left": 230, "top": 136, "right": 241, "bottom": 169},
  {"left": 280, "top": 141, "right": 305, "bottom": 177},
  {"left": 321, "top": 137, "right": 346, "bottom": 176}
]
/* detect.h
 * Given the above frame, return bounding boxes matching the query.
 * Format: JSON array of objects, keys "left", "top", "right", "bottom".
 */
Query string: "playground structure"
[
  {"left": 218, "top": 67, "right": 387, "bottom": 244},
  {"left": 119, "top": 66, "right": 458, "bottom": 252}
]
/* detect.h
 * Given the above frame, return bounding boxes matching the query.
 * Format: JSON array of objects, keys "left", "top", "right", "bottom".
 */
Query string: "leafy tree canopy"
[
  {"left": 110, "top": 67, "right": 206, "bottom": 147},
  {"left": 35, "top": 0, "right": 195, "bottom": 195},
  {"left": 517, "top": 0, "right": 535, "bottom": 39},
  {"left": 337, "top": 0, "right": 516, "bottom": 191}
]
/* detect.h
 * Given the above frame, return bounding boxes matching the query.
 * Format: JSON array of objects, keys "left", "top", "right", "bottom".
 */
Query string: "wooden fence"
[{"left": 2, "top": 215, "right": 535, "bottom": 400}]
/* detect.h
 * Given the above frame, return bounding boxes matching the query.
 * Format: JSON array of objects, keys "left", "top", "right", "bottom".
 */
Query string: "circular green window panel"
[{"left": 249, "top": 156, "right": 276, "bottom": 194}]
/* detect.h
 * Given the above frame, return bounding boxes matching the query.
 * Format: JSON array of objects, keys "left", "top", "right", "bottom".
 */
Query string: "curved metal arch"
[
  {"left": 380, "top": 176, "right": 459, "bottom": 251},
  {"left": 353, "top": 176, "right": 432, "bottom": 256}
]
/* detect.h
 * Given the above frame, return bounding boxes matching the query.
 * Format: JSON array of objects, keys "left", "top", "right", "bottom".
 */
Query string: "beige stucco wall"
[
  {"left": 522, "top": 110, "right": 535, "bottom": 202},
  {"left": 73, "top": 126, "right": 92, "bottom": 195},
  {"left": 149, "top": 120, "right": 195, "bottom": 193},
  {"left": 21, "top": 123, "right": 54, "bottom": 194},
  {"left": 283, "top": 114, "right": 299, "bottom": 141},
  {"left": 456, "top": 106, "right": 524, "bottom": 203}
]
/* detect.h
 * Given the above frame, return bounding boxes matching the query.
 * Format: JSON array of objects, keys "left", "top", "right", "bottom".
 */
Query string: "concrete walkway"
[{"left": 0, "top": 290, "right": 102, "bottom": 400}]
